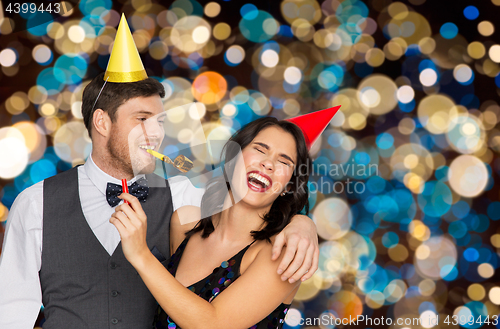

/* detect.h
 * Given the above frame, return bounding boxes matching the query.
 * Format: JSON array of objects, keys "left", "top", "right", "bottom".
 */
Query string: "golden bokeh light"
[
  {"left": 468, "top": 41, "right": 486, "bottom": 59},
  {"left": 387, "top": 12, "right": 431, "bottom": 45},
  {"left": 5, "top": 92, "right": 29, "bottom": 115},
  {"left": 294, "top": 274, "right": 321, "bottom": 301},
  {"left": 491, "top": 234, "right": 500, "bottom": 248},
  {"left": 331, "top": 89, "right": 369, "bottom": 131},
  {"left": 418, "top": 279, "right": 436, "bottom": 297},
  {"left": 313, "top": 198, "right": 352, "bottom": 241},
  {"left": 388, "top": 2, "right": 409, "bottom": 19},
  {"left": 388, "top": 244, "right": 409, "bottom": 262},
  {"left": 0, "top": 127, "right": 29, "bottom": 179},
  {"left": 53, "top": 121, "right": 91, "bottom": 163},
  {"left": 417, "top": 95, "right": 458, "bottom": 134},
  {"left": 365, "top": 48, "right": 385, "bottom": 67},
  {"left": 149, "top": 40, "right": 169, "bottom": 60},
  {"left": 478, "top": 263, "right": 494, "bottom": 279},
  {"left": 448, "top": 155, "right": 488, "bottom": 198},
  {"left": 12, "top": 121, "right": 46, "bottom": 163},
  {"left": 171, "top": 16, "right": 212, "bottom": 53},
  {"left": 213, "top": 23, "right": 231, "bottom": 41},
  {"left": 391, "top": 143, "right": 434, "bottom": 183},
  {"left": 446, "top": 114, "right": 486, "bottom": 154},
  {"left": 489, "top": 287, "right": 500, "bottom": 305},
  {"left": 281, "top": 0, "right": 322, "bottom": 25},
  {"left": 204, "top": 2, "right": 221, "bottom": 18},
  {"left": 467, "top": 284, "right": 486, "bottom": 301},
  {"left": 365, "top": 291, "right": 385, "bottom": 309},
  {"left": 418, "top": 37, "right": 435, "bottom": 55},
  {"left": 414, "top": 236, "right": 457, "bottom": 280},
  {"left": 488, "top": 45, "right": 500, "bottom": 63},
  {"left": 0, "top": 203, "right": 8, "bottom": 222},
  {"left": 358, "top": 75, "right": 398, "bottom": 115},
  {"left": 478, "top": 21, "right": 495, "bottom": 36}
]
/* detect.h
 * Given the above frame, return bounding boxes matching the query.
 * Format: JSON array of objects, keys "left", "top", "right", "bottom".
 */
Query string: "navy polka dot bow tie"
[{"left": 106, "top": 178, "right": 149, "bottom": 207}]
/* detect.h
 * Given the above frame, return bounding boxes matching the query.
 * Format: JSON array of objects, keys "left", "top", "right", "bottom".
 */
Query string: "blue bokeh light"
[
  {"left": 463, "top": 6, "right": 479, "bottom": 20},
  {"left": 440, "top": 23, "right": 458, "bottom": 39}
]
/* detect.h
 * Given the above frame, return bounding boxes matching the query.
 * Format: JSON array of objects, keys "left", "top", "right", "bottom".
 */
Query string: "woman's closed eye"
[
  {"left": 255, "top": 147, "right": 291, "bottom": 166},
  {"left": 279, "top": 160, "right": 291, "bottom": 167}
]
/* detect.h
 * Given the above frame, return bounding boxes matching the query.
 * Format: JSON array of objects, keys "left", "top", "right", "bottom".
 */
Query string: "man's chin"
[{"left": 132, "top": 162, "right": 156, "bottom": 176}]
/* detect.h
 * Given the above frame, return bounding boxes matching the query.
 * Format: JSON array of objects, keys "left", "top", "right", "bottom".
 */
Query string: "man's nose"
[{"left": 143, "top": 119, "right": 163, "bottom": 139}]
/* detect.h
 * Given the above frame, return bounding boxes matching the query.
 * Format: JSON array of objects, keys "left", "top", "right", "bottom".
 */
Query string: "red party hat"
[{"left": 286, "top": 105, "right": 341, "bottom": 150}]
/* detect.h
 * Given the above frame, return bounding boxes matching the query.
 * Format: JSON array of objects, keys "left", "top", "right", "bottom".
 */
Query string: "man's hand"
[{"left": 271, "top": 214, "right": 319, "bottom": 283}]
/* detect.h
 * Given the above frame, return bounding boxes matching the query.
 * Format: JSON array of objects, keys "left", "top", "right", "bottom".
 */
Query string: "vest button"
[
  {"left": 110, "top": 262, "right": 117, "bottom": 269},
  {"left": 111, "top": 290, "right": 119, "bottom": 297},
  {"left": 111, "top": 318, "right": 118, "bottom": 324}
]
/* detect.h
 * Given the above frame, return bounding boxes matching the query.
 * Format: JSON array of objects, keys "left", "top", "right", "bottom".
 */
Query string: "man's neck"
[{"left": 91, "top": 151, "right": 134, "bottom": 180}]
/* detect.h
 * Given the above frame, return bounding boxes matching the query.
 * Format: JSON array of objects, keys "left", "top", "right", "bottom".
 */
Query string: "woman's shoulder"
[
  {"left": 240, "top": 234, "right": 282, "bottom": 274},
  {"left": 170, "top": 206, "right": 201, "bottom": 255}
]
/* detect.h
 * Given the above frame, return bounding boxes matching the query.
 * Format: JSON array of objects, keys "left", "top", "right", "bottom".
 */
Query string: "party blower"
[{"left": 146, "top": 149, "right": 194, "bottom": 173}]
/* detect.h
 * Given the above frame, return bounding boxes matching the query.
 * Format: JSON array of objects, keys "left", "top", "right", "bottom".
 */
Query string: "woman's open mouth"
[{"left": 247, "top": 171, "right": 272, "bottom": 192}]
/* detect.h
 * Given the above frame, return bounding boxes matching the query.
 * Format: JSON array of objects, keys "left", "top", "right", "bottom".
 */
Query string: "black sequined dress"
[{"left": 153, "top": 236, "right": 291, "bottom": 329}]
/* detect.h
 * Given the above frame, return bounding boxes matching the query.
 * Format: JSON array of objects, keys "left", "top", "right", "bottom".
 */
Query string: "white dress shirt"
[{"left": 0, "top": 155, "right": 204, "bottom": 328}]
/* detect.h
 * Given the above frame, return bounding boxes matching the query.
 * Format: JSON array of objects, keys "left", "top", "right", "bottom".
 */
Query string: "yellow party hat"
[{"left": 104, "top": 14, "right": 148, "bottom": 83}]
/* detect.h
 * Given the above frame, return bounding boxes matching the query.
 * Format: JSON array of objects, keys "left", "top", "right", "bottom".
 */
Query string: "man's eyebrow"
[
  {"left": 254, "top": 142, "right": 295, "bottom": 164},
  {"left": 132, "top": 110, "right": 166, "bottom": 119},
  {"left": 132, "top": 110, "right": 155, "bottom": 116}
]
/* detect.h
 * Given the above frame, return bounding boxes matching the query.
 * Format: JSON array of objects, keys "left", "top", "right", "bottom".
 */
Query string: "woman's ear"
[{"left": 284, "top": 181, "right": 294, "bottom": 194}]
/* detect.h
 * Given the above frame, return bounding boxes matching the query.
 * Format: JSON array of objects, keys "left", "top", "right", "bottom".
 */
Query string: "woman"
[{"left": 111, "top": 117, "right": 312, "bottom": 329}]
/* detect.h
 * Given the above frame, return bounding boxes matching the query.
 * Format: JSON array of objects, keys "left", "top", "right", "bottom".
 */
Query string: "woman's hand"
[{"left": 109, "top": 193, "right": 150, "bottom": 266}]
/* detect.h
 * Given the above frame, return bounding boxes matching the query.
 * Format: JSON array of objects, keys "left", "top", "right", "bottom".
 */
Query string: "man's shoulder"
[
  {"left": 167, "top": 176, "right": 206, "bottom": 199},
  {"left": 167, "top": 175, "right": 205, "bottom": 191},
  {"left": 166, "top": 175, "right": 205, "bottom": 210},
  {"left": 16, "top": 180, "right": 44, "bottom": 201},
  {"left": 9, "top": 180, "right": 44, "bottom": 218},
  {"left": 15, "top": 168, "right": 77, "bottom": 203}
]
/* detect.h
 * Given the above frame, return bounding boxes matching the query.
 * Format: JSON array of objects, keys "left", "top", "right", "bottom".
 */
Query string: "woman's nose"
[{"left": 260, "top": 158, "right": 274, "bottom": 171}]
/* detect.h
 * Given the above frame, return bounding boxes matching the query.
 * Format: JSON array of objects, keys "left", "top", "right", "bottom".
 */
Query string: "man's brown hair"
[{"left": 81, "top": 73, "right": 165, "bottom": 138}]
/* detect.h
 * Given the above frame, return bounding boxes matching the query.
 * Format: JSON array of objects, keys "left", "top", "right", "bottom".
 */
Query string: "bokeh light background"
[{"left": 1, "top": 0, "right": 500, "bottom": 328}]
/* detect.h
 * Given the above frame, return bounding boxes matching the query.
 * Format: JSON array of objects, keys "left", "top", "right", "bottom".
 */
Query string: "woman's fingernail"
[
  {"left": 277, "top": 269, "right": 283, "bottom": 275},
  {"left": 289, "top": 278, "right": 295, "bottom": 283}
]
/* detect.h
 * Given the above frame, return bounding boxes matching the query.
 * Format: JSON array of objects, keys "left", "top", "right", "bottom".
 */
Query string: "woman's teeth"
[
  {"left": 139, "top": 145, "right": 155, "bottom": 150},
  {"left": 248, "top": 173, "right": 270, "bottom": 187}
]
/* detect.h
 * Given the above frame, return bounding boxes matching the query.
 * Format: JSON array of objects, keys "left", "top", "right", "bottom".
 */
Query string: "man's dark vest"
[{"left": 39, "top": 167, "right": 172, "bottom": 328}]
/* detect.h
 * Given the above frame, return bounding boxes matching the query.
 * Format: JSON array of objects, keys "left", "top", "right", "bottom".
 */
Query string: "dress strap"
[{"left": 239, "top": 239, "right": 257, "bottom": 255}]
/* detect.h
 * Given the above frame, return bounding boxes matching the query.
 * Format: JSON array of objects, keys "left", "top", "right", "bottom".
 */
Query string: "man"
[{"left": 0, "top": 15, "right": 319, "bottom": 328}]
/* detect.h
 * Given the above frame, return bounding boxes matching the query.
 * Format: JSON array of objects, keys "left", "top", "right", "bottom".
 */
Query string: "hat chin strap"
[{"left": 91, "top": 76, "right": 109, "bottom": 112}]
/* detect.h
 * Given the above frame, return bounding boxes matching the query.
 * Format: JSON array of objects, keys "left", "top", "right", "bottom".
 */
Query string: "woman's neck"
[{"left": 211, "top": 194, "right": 270, "bottom": 244}]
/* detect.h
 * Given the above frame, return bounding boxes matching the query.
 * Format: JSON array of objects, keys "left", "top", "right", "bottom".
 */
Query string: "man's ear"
[{"left": 92, "top": 109, "right": 111, "bottom": 138}]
